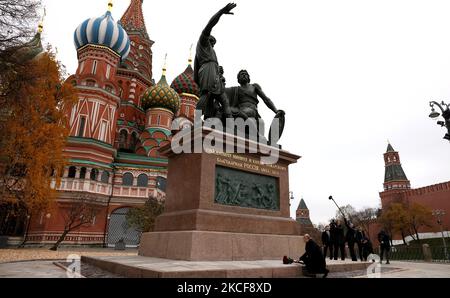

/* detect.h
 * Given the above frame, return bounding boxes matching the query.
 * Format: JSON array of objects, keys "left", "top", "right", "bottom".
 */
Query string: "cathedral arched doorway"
[{"left": 107, "top": 207, "right": 141, "bottom": 248}]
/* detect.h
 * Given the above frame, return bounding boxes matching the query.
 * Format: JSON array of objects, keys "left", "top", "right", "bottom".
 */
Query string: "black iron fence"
[
  {"left": 429, "top": 246, "right": 450, "bottom": 263},
  {"left": 374, "top": 245, "right": 450, "bottom": 263}
]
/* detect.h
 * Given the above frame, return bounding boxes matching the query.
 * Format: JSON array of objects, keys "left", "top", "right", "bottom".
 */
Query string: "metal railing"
[
  {"left": 374, "top": 245, "right": 450, "bottom": 262},
  {"left": 429, "top": 246, "right": 450, "bottom": 263}
]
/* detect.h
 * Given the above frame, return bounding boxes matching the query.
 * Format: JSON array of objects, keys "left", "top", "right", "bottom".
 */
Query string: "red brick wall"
[{"left": 378, "top": 181, "right": 450, "bottom": 241}]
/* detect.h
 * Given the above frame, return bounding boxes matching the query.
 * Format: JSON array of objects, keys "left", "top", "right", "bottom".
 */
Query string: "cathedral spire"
[
  {"left": 37, "top": 8, "right": 46, "bottom": 34},
  {"left": 108, "top": 0, "right": 113, "bottom": 12},
  {"left": 188, "top": 44, "right": 193, "bottom": 66},
  {"left": 162, "top": 53, "right": 167, "bottom": 76},
  {"left": 120, "top": 0, "right": 148, "bottom": 36}
]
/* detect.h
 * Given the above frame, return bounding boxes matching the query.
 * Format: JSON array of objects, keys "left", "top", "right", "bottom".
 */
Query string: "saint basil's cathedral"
[{"left": 23, "top": 0, "right": 200, "bottom": 246}]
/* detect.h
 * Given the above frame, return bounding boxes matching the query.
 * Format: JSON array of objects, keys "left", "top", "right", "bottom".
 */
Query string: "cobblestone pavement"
[{"left": 0, "top": 247, "right": 138, "bottom": 264}]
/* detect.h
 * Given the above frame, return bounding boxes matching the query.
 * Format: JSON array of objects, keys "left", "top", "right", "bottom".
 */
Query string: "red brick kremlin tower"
[
  {"left": 380, "top": 142, "right": 411, "bottom": 205},
  {"left": 379, "top": 143, "right": 450, "bottom": 240},
  {"left": 296, "top": 198, "right": 315, "bottom": 235},
  {"left": 26, "top": 0, "right": 199, "bottom": 247}
]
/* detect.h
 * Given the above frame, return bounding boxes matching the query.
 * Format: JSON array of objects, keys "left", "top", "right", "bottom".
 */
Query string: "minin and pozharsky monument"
[{"left": 139, "top": 3, "right": 304, "bottom": 261}]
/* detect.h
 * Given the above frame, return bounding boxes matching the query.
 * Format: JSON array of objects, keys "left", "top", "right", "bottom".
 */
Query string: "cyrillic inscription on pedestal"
[{"left": 215, "top": 166, "right": 280, "bottom": 210}]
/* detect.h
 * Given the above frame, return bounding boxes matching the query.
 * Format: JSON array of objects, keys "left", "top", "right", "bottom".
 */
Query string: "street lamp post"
[
  {"left": 289, "top": 191, "right": 294, "bottom": 207},
  {"left": 428, "top": 101, "right": 450, "bottom": 142},
  {"left": 432, "top": 209, "right": 448, "bottom": 260}
]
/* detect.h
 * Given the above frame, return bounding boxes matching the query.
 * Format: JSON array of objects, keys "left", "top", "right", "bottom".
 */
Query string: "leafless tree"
[
  {"left": 352, "top": 207, "right": 379, "bottom": 235},
  {"left": 335, "top": 204, "right": 357, "bottom": 222},
  {"left": 50, "top": 195, "right": 102, "bottom": 251},
  {"left": 0, "top": 0, "right": 41, "bottom": 49}
]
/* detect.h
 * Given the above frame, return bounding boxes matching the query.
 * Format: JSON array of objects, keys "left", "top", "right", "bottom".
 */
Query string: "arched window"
[
  {"left": 122, "top": 172, "right": 134, "bottom": 186},
  {"left": 137, "top": 174, "right": 148, "bottom": 187},
  {"left": 86, "top": 79, "right": 96, "bottom": 87},
  {"left": 105, "top": 84, "right": 114, "bottom": 94},
  {"left": 119, "top": 130, "right": 128, "bottom": 150},
  {"left": 101, "top": 171, "right": 110, "bottom": 184},
  {"left": 90, "top": 168, "right": 99, "bottom": 181},
  {"left": 156, "top": 176, "right": 167, "bottom": 192},
  {"left": 68, "top": 166, "right": 76, "bottom": 178},
  {"left": 79, "top": 167, "right": 87, "bottom": 179}
]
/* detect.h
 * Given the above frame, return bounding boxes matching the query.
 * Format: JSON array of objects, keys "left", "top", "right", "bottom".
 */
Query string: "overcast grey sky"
[{"left": 41, "top": 0, "right": 450, "bottom": 225}]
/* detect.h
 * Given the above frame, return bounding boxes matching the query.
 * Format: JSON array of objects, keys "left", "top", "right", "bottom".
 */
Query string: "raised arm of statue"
[
  {"left": 254, "top": 83, "right": 278, "bottom": 114},
  {"left": 200, "top": 3, "right": 237, "bottom": 46}
]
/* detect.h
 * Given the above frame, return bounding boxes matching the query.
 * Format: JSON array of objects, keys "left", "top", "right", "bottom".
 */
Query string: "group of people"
[
  {"left": 296, "top": 220, "right": 392, "bottom": 278},
  {"left": 321, "top": 219, "right": 375, "bottom": 262}
]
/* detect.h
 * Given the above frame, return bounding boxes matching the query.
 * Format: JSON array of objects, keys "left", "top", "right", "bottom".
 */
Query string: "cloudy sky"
[{"left": 40, "top": 0, "right": 450, "bottom": 225}]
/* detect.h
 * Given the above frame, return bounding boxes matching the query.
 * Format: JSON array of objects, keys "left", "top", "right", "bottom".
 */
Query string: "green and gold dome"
[{"left": 141, "top": 68, "right": 180, "bottom": 114}]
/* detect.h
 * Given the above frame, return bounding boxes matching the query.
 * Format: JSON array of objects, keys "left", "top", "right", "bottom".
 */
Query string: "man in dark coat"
[
  {"left": 321, "top": 225, "right": 333, "bottom": 260},
  {"left": 355, "top": 227, "right": 365, "bottom": 261},
  {"left": 361, "top": 235, "right": 374, "bottom": 261},
  {"left": 378, "top": 230, "right": 391, "bottom": 264},
  {"left": 344, "top": 218, "right": 358, "bottom": 261},
  {"left": 300, "top": 234, "right": 329, "bottom": 278},
  {"left": 331, "top": 220, "right": 345, "bottom": 260}
]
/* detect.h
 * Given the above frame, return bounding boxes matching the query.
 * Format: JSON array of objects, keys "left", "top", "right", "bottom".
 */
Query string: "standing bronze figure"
[
  {"left": 194, "top": 3, "right": 236, "bottom": 120},
  {"left": 226, "top": 70, "right": 285, "bottom": 143}
]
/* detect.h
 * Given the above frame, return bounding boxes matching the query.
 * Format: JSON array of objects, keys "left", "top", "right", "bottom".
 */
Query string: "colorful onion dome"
[
  {"left": 73, "top": 9, "right": 131, "bottom": 60},
  {"left": 141, "top": 70, "right": 180, "bottom": 114},
  {"left": 170, "top": 63, "right": 199, "bottom": 97},
  {"left": 15, "top": 32, "right": 44, "bottom": 61}
]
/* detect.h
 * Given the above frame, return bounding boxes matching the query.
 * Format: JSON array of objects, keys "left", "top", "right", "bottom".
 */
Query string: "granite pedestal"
[{"left": 139, "top": 127, "right": 304, "bottom": 261}]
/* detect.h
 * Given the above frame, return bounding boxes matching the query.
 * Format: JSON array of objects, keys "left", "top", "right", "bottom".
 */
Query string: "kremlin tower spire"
[
  {"left": 296, "top": 198, "right": 312, "bottom": 226},
  {"left": 295, "top": 198, "right": 314, "bottom": 235},
  {"left": 383, "top": 142, "right": 410, "bottom": 191}
]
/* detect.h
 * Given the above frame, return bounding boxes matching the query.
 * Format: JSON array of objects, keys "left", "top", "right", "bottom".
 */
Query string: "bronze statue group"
[{"left": 194, "top": 3, "right": 285, "bottom": 143}]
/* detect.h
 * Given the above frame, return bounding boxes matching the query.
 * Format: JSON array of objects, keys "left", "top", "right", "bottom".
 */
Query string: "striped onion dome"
[
  {"left": 73, "top": 11, "right": 130, "bottom": 60},
  {"left": 170, "top": 64, "right": 200, "bottom": 97},
  {"left": 141, "top": 71, "right": 180, "bottom": 114}
]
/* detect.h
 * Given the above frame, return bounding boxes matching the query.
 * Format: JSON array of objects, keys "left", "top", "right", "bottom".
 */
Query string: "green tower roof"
[
  {"left": 386, "top": 143, "right": 395, "bottom": 152},
  {"left": 384, "top": 164, "right": 408, "bottom": 182},
  {"left": 297, "top": 198, "right": 308, "bottom": 210}
]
